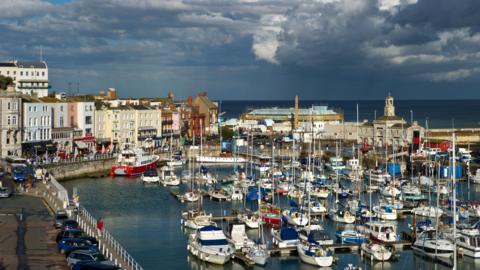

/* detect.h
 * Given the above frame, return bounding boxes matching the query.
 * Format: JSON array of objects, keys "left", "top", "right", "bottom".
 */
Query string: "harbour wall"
[{"left": 45, "top": 158, "right": 116, "bottom": 181}]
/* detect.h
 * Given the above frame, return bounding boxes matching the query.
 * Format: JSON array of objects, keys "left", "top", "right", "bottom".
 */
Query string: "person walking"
[{"left": 97, "top": 217, "right": 104, "bottom": 237}]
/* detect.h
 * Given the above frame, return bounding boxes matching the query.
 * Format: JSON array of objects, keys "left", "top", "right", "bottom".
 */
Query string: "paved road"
[{"left": 0, "top": 184, "right": 69, "bottom": 270}]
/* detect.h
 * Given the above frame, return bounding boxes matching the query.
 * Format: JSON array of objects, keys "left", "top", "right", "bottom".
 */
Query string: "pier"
[{"left": 39, "top": 173, "right": 144, "bottom": 270}]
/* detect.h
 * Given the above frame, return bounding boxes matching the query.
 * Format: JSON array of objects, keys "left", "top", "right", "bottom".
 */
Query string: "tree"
[
  {"left": 0, "top": 75, "right": 13, "bottom": 90},
  {"left": 221, "top": 126, "right": 234, "bottom": 139}
]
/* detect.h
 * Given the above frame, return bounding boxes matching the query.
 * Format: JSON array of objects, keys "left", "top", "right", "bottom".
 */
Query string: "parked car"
[
  {"left": 67, "top": 250, "right": 114, "bottom": 267},
  {"left": 72, "top": 261, "right": 120, "bottom": 270},
  {"left": 62, "top": 219, "right": 80, "bottom": 230},
  {"left": 12, "top": 164, "right": 27, "bottom": 182},
  {"left": 56, "top": 229, "right": 97, "bottom": 245},
  {"left": 0, "top": 187, "right": 12, "bottom": 198},
  {"left": 54, "top": 210, "right": 69, "bottom": 228},
  {"left": 57, "top": 238, "right": 98, "bottom": 255}
]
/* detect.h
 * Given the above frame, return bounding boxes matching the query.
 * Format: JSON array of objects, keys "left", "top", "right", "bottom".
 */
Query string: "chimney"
[
  {"left": 187, "top": 96, "right": 193, "bottom": 107},
  {"left": 294, "top": 95, "right": 299, "bottom": 130}
]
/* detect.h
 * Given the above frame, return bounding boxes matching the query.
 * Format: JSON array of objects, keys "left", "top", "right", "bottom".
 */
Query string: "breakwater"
[{"left": 45, "top": 157, "right": 116, "bottom": 181}]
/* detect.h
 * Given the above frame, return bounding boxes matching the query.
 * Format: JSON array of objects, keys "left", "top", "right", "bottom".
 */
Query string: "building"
[
  {"left": 67, "top": 98, "right": 96, "bottom": 152},
  {"left": 241, "top": 97, "right": 343, "bottom": 132},
  {"left": 192, "top": 93, "right": 218, "bottom": 136},
  {"left": 95, "top": 104, "right": 162, "bottom": 149},
  {"left": 22, "top": 98, "right": 53, "bottom": 157},
  {"left": 0, "top": 85, "right": 22, "bottom": 157},
  {"left": 40, "top": 98, "right": 73, "bottom": 156},
  {"left": 0, "top": 60, "right": 49, "bottom": 97},
  {"left": 358, "top": 95, "right": 424, "bottom": 148}
]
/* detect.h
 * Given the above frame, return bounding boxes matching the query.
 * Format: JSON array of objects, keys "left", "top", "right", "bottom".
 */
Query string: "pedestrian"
[{"left": 97, "top": 217, "right": 104, "bottom": 237}]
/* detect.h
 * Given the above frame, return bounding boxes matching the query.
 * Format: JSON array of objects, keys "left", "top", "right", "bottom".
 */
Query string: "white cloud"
[
  {"left": 251, "top": 14, "right": 286, "bottom": 64},
  {"left": 426, "top": 68, "right": 480, "bottom": 82}
]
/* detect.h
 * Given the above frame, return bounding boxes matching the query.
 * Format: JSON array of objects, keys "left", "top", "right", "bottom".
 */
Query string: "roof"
[
  {"left": 247, "top": 105, "right": 338, "bottom": 116},
  {"left": 0, "top": 62, "right": 16, "bottom": 67},
  {"left": 39, "top": 97, "right": 62, "bottom": 103},
  {"left": 391, "top": 123, "right": 412, "bottom": 128},
  {"left": 195, "top": 95, "right": 217, "bottom": 109},
  {"left": 375, "top": 115, "right": 403, "bottom": 121},
  {"left": 16, "top": 61, "right": 47, "bottom": 69}
]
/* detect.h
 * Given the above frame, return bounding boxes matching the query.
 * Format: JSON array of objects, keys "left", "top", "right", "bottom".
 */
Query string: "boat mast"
[{"left": 452, "top": 132, "right": 457, "bottom": 269}]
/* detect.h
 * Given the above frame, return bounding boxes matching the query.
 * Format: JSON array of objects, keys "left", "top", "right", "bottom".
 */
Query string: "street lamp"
[{"left": 410, "top": 110, "right": 413, "bottom": 124}]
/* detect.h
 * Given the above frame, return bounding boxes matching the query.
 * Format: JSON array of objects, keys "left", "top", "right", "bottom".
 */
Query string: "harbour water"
[
  {"left": 221, "top": 100, "right": 480, "bottom": 129},
  {"left": 63, "top": 165, "right": 480, "bottom": 270}
]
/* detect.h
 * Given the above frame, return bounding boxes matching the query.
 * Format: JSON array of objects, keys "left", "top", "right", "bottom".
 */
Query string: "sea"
[
  {"left": 219, "top": 100, "right": 480, "bottom": 129},
  {"left": 62, "top": 100, "right": 480, "bottom": 270}
]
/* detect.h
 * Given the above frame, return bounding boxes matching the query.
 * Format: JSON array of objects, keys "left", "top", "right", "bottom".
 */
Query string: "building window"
[
  {"left": 13, "top": 102, "right": 17, "bottom": 110},
  {"left": 20, "top": 71, "right": 23, "bottom": 76},
  {"left": 60, "top": 116, "right": 64, "bottom": 127},
  {"left": 6, "top": 136, "right": 10, "bottom": 144},
  {"left": 7, "top": 116, "right": 10, "bottom": 125},
  {"left": 12, "top": 116, "right": 16, "bottom": 125},
  {"left": 7, "top": 102, "right": 10, "bottom": 110},
  {"left": 60, "top": 106, "right": 63, "bottom": 112},
  {"left": 85, "top": 116, "right": 92, "bottom": 124}
]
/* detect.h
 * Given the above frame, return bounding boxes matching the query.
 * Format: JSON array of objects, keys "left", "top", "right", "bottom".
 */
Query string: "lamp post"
[{"left": 410, "top": 110, "right": 413, "bottom": 124}]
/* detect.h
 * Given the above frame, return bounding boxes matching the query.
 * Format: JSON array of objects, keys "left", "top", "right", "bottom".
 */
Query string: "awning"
[{"left": 75, "top": 141, "right": 88, "bottom": 149}]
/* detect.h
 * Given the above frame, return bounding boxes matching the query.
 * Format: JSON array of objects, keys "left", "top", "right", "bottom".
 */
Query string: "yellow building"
[{"left": 95, "top": 104, "right": 161, "bottom": 147}]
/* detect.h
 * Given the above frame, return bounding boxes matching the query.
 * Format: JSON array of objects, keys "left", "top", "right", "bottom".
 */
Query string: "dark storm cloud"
[{"left": 0, "top": 0, "right": 480, "bottom": 99}]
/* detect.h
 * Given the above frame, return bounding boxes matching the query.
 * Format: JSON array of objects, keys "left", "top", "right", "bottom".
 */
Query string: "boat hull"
[{"left": 112, "top": 159, "right": 158, "bottom": 176}]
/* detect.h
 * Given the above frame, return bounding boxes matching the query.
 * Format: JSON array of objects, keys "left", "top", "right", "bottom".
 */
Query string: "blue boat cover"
[
  {"left": 200, "top": 239, "right": 228, "bottom": 246},
  {"left": 199, "top": 225, "right": 221, "bottom": 232},
  {"left": 280, "top": 228, "right": 298, "bottom": 240},
  {"left": 290, "top": 200, "right": 298, "bottom": 208}
]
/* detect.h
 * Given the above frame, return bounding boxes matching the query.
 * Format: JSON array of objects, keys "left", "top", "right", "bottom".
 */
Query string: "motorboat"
[
  {"left": 229, "top": 188, "right": 243, "bottom": 201},
  {"left": 336, "top": 230, "right": 369, "bottom": 244},
  {"left": 297, "top": 242, "right": 333, "bottom": 267},
  {"left": 141, "top": 169, "right": 160, "bottom": 183},
  {"left": 271, "top": 227, "right": 299, "bottom": 248},
  {"left": 167, "top": 156, "right": 185, "bottom": 167},
  {"left": 432, "top": 184, "right": 449, "bottom": 195},
  {"left": 372, "top": 205, "right": 397, "bottom": 220},
  {"left": 282, "top": 209, "right": 309, "bottom": 227},
  {"left": 208, "top": 189, "right": 228, "bottom": 201},
  {"left": 298, "top": 225, "right": 334, "bottom": 245},
  {"left": 418, "top": 176, "right": 434, "bottom": 187},
  {"left": 187, "top": 225, "right": 234, "bottom": 265},
  {"left": 361, "top": 243, "right": 392, "bottom": 261},
  {"left": 412, "top": 229, "right": 454, "bottom": 258},
  {"left": 401, "top": 183, "right": 422, "bottom": 196},
  {"left": 111, "top": 144, "right": 159, "bottom": 176},
  {"left": 310, "top": 201, "right": 327, "bottom": 215},
  {"left": 360, "top": 221, "right": 397, "bottom": 243},
  {"left": 472, "top": 169, "right": 480, "bottom": 184},
  {"left": 244, "top": 244, "right": 269, "bottom": 266},
  {"left": 310, "top": 186, "right": 329, "bottom": 199},
  {"left": 457, "top": 229, "right": 480, "bottom": 258},
  {"left": 181, "top": 210, "right": 216, "bottom": 230},
  {"left": 329, "top": 208, "right": 355, "bottom": 224},
  {"left": 159, "top": 166, "right": 180, "bottom": 186},
  {"left": 178, "top": 191, "right": 200, "bottom": 203},
  {"left": 237, "top": 213, "right": 259, "bottom": 229},
  {"left": 326, "top": 157, "right": 345, "bottom": 172},
  {"left": 227, "top": 224, "right": 254, "bottom": 250},
  {"left": 412, "top": 206, "right": 443, "bottom": 218},
  {"left": 366, "top": 169, "right": 391, "bottom": 185},
  {"left": 196, "top": 155, "right": 247, "bottom": 164},
  {"left": 381, "top": 185, "right": 401, "bottom": 198}
]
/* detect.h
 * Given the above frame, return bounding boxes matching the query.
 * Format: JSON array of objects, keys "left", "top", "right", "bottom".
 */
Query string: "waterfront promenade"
[{"left": 0, "top": 195, "right": 68, "bottom": 270}]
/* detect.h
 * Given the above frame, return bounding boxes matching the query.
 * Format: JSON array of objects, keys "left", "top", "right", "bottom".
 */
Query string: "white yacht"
[
  {"left": 366, "top": 169, "right": 391, "bottom": 184},
  {"left": 360, "top": 222, "right": 397, "bottom": 243},
  {"left": 327, "top": 157, "right": 345, "bottom": 172},
  {"left": 297, "top": 242, "right": 333, "bottom": 267},
  {"left": 412, "top": 229, "right": 454, "bottom": 258},
  {"left": 187, "top": 225, "right": 234, "bottom": 265},
  {"left": 244, "top": 244, "right": 269, "bottom": 266},
  {"left": 381, "top": 185, "right": 401, "bottom": 198},
  {"left": 208, "top": 189, "right": 228, "bottom": 201},
  {"left": 181, "top": 210, "right": 216, "bottom": 230},
  {"left": 271, "top": 227, "right": 299, "bottom": 248},
  {"left": 159, "top": 166, "right": 180, "bottom": 186},
  {"left": 196, "top": 155, "right": 246, "bottom": 164},
  {"left": 282, "top": 209, "right": 309, "bottom": 227},
  {"left": 373, "top": 205, "right": 397, "bottom": 220},
  {"left": 361, "top": 243, "right": 392, "bottom": 261},
  {"left": 237, "top": 213, "right": 259, "bottom": 229},
  {"left": 329, "top": 208, "right": 355, "bottom": 224},
  {"left": 412, "top": 206, "right": 443, "bottom": 218},
  {"left": 472, "top": 169, "right": 480, "bottom": 184},
  {"left": 457, "top": 229, "right": 480, "bottom": 258},
  {"left": 228, "top": 224, "right": 254, "bottom": 250},
  {"left": 141, "top": 169, "right": 160, "bottom": 183},
  {"left": 178, "top": 191, "right": 200, "bottom": 203}
]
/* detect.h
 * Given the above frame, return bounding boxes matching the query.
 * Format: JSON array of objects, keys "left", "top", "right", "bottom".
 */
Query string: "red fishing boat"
[{"left": 111, "top": 144, "right": 159, "bottom": 176}]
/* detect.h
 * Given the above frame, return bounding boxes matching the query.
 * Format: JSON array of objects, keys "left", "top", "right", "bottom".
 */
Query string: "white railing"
[
  {"left": 49, "top": 175, "right": 69, "bottom": 208},
  {"left": 38, "top": 153, "right": 116, "bottom": 166},
  {"left": 76, "top": 206, "right": 144, "bottom": 270}
]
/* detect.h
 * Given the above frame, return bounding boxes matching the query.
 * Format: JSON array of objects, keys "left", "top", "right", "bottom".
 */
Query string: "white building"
[
  {"left": 0, "top": 85, "right": 22, "bottom": 157},
  {"left": 0, "top": 60, "right": 49, "bottom": 97},
  {"left": 76, "top": 101, "right": 95, "bottom": 137},
  {"left": 22, "top": 100, "right": 53, "bottom": 157}
]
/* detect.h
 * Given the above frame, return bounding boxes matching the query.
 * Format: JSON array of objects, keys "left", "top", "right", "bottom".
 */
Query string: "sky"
[{"left": 1, "top": 0, "right": 480, "bottom": 100}]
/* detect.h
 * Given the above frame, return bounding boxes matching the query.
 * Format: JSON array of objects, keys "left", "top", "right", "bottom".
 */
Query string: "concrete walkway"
[{"left": 0, "top": 195, "right": 69, "bottom": 270}]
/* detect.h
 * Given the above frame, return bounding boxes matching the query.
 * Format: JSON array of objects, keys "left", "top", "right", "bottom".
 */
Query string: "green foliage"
[
  {"left": 0, "top": 75, "right": 13, "bottom": 90},
  {"left": 221, "top": 126, "right": 234, "bottom": 139}
]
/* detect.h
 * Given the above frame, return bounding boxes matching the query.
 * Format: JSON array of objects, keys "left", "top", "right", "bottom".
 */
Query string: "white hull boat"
[
  {"left": 297, "top": 242, "right": 333, "bottom": 267},
  {"left": 361, "top": 243, "right": 392, "bottom": 261}
]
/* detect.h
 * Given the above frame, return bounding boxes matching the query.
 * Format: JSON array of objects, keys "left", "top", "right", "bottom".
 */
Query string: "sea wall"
[
  {"left": 426, "top": 128, "right": 480, "bottom": 145},
  {"left": 45, "top": 158, "right": 116, "bottom": 181}
]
